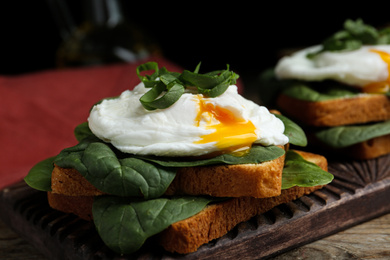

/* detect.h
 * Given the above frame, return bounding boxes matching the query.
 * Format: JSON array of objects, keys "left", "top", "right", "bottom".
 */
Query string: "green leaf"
[
  {"left": 74, "top": 122, "right": 94, "bottom": 142},
  {"left": 54, "top": 136, "right": 99, "bottom": 175},
  {"left": 282, "top": 150, "right": 333, "bottom": 189},
  {"left": 314, "top": 120, "right": 390, "bottom": 148},
  {"left": 281, "top": 81, "right": 360, "bottom": 102},
  {"left": 54, "top": 134, "right": 285, "bottom": 197},
  {"left": 24, "top": 156, "right": 56, "bottom": 192},
  {"left": 273, "top": 113, "right": 307, "bottom": 147},
  {"left": 55, "top": 140, "right": 176, "bottom": 199},
  {"left": 140, "top": 82, "right": 185, "bottom": 110},
  {"left": 136, "top": 62, "right": 239, "bottom": 110},
  {"left": 93, "top": 195, "right": 212, "bottom": 254},
  {"left": 308, "top": 19, "right": 390, "bottom": 57},
  {"left": 135, "top": 145, "right": 285, "bottom": 167},
  {"left": 136, "top": 61, "right": 160, "bottom": 88},
  {"left": 82, "top": 142, "right": 176, "bottom": 198}
]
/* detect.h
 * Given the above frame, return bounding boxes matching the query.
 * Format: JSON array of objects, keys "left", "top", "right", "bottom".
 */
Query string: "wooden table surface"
[
  {"left": 2, "top": 88, "right": 389, "bottom": 259},
  {"left": 1, "top": 212, "right": 390, "bottom": 259}
]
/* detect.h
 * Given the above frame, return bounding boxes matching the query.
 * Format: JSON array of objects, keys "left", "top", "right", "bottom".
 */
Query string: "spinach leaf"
[
  {"left": 308, "top": 19, "right": 390, "bottom": 58},
  {"left": 74, "top": 122, "right": 94, "bottom": 142},
  {"left": 274, "top": 114, "right": 307, "bottom": 147},
  {"left": 135, "top": 145, "right": 285, "bottom": 167},
  {"left": 24, "top": 156, "right": 55, "bottom": 192},
  {"left": 137, "top": 62, "right": 239, "bottom": 110},
  {"left": 282, "top": 150, "right": 333, "bottom": 189},
  {"left": 281, "top": 82, "right": 360, "bottom": 102},
  {"left": 180, "top": 65, "right": 239, "bottom": 97},
  {"left": 93, "top": 195, "right": 212, "bottom": 254},
  {"left": 315, "top": 120, "right": 390, "bottom": 148},
  {"left": 55, "top": 139, "right": 176, "bottom": 199},
  {"left": 259, "top": 69, "right": 362, "bottom": 103}
]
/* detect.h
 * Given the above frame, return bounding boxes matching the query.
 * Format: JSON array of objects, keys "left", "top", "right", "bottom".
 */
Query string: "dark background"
[{"left": 1, "top": 1, "right": 389, "bottom": 83}]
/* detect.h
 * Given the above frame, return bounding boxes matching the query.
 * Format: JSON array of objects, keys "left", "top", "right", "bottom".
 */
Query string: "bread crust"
[
  {"left": 51, "top": 166, "right": 104, "bottom": 196},
  {"left": 52, "top": 152, "right": 285, "bottom": 199},
  {"left": 160, "top": 150, "right": 327, "bottom": 254},
  {"left": 277, "top": 93, "right": 390, "bottom": 159},
  {"left": 47, "top": 150, "right": 328, "bottom": 254},
  {"left": 47, "top": 192, "right": 94, "bottom": 221},
  {"left": 277, "top": 93, "right": 390, "bottom": 127},
  {"left": 159, "top": 185, "right": 323, "bottom": 254},
  {"left": 312, "top": 133, "right": 390, "bottom": 160},
  {"left": 165, "top": 155, "right": 284, "bottom": 198}
]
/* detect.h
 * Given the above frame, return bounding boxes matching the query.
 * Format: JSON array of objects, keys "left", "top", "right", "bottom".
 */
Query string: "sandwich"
[
  {"left": 24, "top": 62, "right": 333, "bottom": 255},
  {"left": 260, "top": 19, "right": 390, "bottom": 160}
]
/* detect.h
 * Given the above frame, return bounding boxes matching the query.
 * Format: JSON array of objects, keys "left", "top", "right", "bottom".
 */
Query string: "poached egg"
[
  {"left": 275, "top": 45, "right": 390, "bottom": 93},
  {"left": 88, "top": 83, "right": 288, "bottom": 157}
]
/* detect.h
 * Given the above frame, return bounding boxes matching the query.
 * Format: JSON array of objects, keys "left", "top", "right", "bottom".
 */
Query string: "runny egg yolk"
[
  {"left": 193, "top": 96, "right": 258, "bottom": 155},
  {"left": 363, "top": 49, "right": 390, "bottom": 93}
]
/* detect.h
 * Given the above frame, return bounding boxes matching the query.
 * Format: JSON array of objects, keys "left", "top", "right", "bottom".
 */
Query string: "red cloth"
[
  {"left": 0, "top": 57, "right": 183, "bottom": 190},
  {"left": 0, "top": 57, "right": 244, "bottom": 190}
]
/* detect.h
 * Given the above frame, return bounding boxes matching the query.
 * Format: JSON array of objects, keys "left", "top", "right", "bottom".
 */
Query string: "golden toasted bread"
[
  {"left": 277, "top": 93, "right": 390, "bottom": 127},
  {"left": 47, "top": 150, "right": 328, "bottom": 254},
  {"left": 51, "top": 150, "right": 285, "bottom": 199}
]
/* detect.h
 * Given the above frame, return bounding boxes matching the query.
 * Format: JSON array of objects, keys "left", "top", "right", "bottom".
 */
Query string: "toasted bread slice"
[
  {"left": 164, "top": 155, "right": 284, "bottom": 198},
  {"left": 47, "top": 150, "right": 328, "bottom": 254},
  {"left": 159, "top": 185, "right": 323, "bottom": 254},
  {"left": 51, "top": 150, "right": 285, "bottom": 199},
  {"left": 277, "top": 93, "right": 390, "bottom": 127},
  {"left": 47, "top": 193, "right": 94, "bottom": 221},
  {"left": 160, "top": 150, "right": 327, "bottom": 253},
  {"left": 310, "top": 133, "right": 390, "bottom": 160}
]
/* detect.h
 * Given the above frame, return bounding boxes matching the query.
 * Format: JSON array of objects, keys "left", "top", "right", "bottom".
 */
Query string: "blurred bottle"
[{"left": 48, "top": 0, "right": 161, "bottom": 68}]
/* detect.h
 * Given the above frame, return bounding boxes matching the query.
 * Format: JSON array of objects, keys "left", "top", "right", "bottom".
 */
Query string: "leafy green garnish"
[
  {"left": 282, "top": 150, "right": 333, "bottom": 189},
  {"left": 281, "top": 81, "right": 361, "bottom": 102},
  {"left": 308, "top": 18, "right": 390, "bottom": 58},
  {"left": 315, "top": 120, "right": 390, "bottom": 148},
  {"left": 54, "top": 136, "right": 285, "bottom": 197},
  {"left": 274, "top": 113, "right": 307, "bottom": 147},
  {"left": 93, "top": 195, "right": 212, "bottom": 254},
  {"left": 24, "top": 156, "right": 55, "bottom": 192},
  {"left": 258, "top": 69, "right": 363, "bottom": 105},
  {"left": 136, "top": 61, "right": 239, "bottom": 110},
  {"left": 74, "top": 121, "right": 94, "bottom": 142},
  {"left": 54, "top": 138, "right": 176, "bottom": 199},
  {"left": 136, "top": 145, "right": 285, "bottom": 167}
]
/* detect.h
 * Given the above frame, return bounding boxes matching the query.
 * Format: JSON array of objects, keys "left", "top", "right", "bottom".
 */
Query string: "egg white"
[
  {"left": 88, "top": 83, "right": 288, "bottom": 156},
  {"left": 275, "top": 45, "right": 390, "bottom": 87}
]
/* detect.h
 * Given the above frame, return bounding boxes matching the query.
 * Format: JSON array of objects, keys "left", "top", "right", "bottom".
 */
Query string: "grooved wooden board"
[{"left": 1, "top": 154, "right": 390, "bottom": 259}]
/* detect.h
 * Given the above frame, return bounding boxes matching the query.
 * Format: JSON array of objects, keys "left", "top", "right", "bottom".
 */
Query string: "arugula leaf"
[
  {"left": 273, "top": 113, "right": 307, "bottom": 147},
  {"left": 136, "top": 61, "right": 239, "bottom": 110},
  {"left": 93, "top": 195, "right": 212, "bottom": 254},
  {"left": 24, "top": 156, "right": 55, "bottom": 192},
  {"left": 315, "top": 120, "right": 390, "bottom": 148},
  {"left": 282, "top": 150, "right": 333, "bottom": 189},
  {"left": 135, "top": 145, "right": 285, "bottom": 167},
  {"left": 308, "top": 19, "right": 390, "bottom": 58}
]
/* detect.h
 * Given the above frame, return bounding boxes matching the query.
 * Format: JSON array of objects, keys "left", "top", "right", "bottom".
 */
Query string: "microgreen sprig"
[{"left": 136, "top": 62, "right": 239, "bottom": 110}]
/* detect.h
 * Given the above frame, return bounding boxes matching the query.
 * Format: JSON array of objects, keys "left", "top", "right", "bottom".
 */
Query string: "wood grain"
[
  {"left": 274, "top": 213, "right": 390, "bottom": 259},
  {"left": 2, "top": 212, "right": 390, "bottom": 259},
  {"left": 0, "top": 217, "right": 46, "bottom": 260},
  {"left": 0, "top": 154, "right": 389, "bottom": 259}
]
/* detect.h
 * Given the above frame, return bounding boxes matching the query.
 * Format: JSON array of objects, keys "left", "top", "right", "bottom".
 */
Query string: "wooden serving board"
[{"left": 1, "top": 154, "right": 390, "bottom": 260}]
